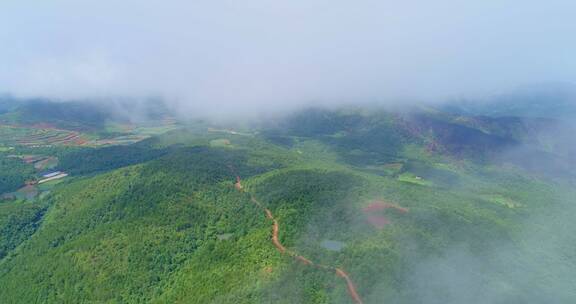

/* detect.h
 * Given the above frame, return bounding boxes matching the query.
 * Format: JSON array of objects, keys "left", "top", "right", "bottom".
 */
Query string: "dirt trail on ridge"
[{"left": 232, "top": 171, "right": 363, "bottom": 304}]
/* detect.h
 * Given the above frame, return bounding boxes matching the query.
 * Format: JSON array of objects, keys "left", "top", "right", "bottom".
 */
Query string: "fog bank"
[{"left": 1, "top": 1, "right": 576, "bottom": 116}]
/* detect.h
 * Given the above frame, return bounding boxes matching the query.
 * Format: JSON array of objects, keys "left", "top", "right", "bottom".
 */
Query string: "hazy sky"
[{"left": 1, "top": 0, "right": 575, "bottom": 114}]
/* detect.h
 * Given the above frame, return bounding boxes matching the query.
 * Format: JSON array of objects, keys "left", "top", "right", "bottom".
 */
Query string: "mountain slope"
[{"left": 0, "top": 106, "right": 575, "bottom": 303}]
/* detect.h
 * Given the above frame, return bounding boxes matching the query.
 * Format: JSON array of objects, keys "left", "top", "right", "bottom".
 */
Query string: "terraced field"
[
  {"left": 0, "top": 118, "right": 178, "bottom": 148},
  {"left": 0, "top": 124, "right": 87, "bottom": 147}
]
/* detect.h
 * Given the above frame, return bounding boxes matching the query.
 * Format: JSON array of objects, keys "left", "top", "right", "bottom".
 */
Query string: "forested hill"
[{"left": 1, "top": 106, "right": 575, "bottom": 303}]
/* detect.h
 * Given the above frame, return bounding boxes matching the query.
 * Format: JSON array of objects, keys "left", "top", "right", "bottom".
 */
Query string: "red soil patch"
[
  {"left": 62, "top": 135, "right": 81, "bottom": 144},
  {"left": 73, "top": 138, "right": 88, "bottom": 145},
  {"left": 363, "top": 200, "right": 409, "bottom": 214},
  {"left": 362, "top": 203, "right": 388, "bottom": 212},
  {"left": 234, "top": 176, "right": 243, "bottom": 191},
  {"left": 363, "top": 200, "right": 409, "bottom": 229},
  {"left": 59, "top": 133, "right": 78, "bottom": 141},
  {"left": 366, "top": 215, "right": 390, "bottom": 229}
]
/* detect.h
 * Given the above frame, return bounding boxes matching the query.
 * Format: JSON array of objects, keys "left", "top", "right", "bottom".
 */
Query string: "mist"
[
  {"left": 254, "top": 105, "right": 576, "bottom": 303},
  {"left": 2, "top": 1, "right": 576, "bottom": 301},
  {"left": 381, "top": 117, "right": 576, "bottom": 303},
  {"left": 1, "top": 0, "right": 576, "bottom": 117}
]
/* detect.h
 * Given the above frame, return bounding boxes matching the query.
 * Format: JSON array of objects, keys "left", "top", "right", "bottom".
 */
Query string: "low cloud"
[{"left": 1, "top": 0, "right": 576, "bottom": 116}]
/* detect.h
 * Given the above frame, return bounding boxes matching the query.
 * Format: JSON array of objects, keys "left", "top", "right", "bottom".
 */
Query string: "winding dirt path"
[
  {"left": 336, "top": 268, "right": 363, "bottom": 304},
  {"left": 231, "top": 170, "right": 363, "bottom": 304}
]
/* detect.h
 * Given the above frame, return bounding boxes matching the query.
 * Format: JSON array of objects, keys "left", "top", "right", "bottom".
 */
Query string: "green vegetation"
[
  {"left": 0, "top": 147, "right": 280, "bottom": 303},
  {"left": 0, "top": 199, "right": 47, "bottom": 259},
  {"left": 0, "top": 157, "right": 35, "bottom": 194},
  {"left": 57, "top": 143, "right": 170, "bottom": 175},
  {"left": 0, "top": 105, "right": 574, "bottom": 303},
  {"left": 397, "top": 172, "right": 432, "bottom": 186}
]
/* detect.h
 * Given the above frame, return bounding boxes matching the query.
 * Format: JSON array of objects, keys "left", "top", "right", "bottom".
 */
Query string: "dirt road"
[{"left": 232, "top": 172, "right": 363, "bottom": 304}]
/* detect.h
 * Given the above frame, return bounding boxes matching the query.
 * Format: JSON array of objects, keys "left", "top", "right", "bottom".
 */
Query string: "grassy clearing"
[{"left": 397, "top": 172, "right": 433, "bottom": 186}]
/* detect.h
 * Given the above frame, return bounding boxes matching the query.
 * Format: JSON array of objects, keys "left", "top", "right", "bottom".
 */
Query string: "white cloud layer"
[{"left": 1, "top": 0, "right": 575, "bottom": 115}]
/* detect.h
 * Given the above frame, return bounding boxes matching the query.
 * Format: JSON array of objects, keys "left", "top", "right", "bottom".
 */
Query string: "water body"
[{"left": 321, "top": 240, "right": 345, "bottom": 252}]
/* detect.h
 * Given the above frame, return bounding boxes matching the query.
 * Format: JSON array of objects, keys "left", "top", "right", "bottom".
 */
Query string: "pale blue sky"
[{"left": 1, "top": 0, "right": 575, "bottom": 113}]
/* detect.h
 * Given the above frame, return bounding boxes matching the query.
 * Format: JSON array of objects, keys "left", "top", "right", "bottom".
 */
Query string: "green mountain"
[{"left": 0, "top": 102, "right": 575, "bottom": 303}]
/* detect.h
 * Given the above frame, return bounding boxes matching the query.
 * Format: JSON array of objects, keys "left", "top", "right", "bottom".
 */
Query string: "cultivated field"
[{"left": 0, "top": 124, "right": 88, "bottom": 147}]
